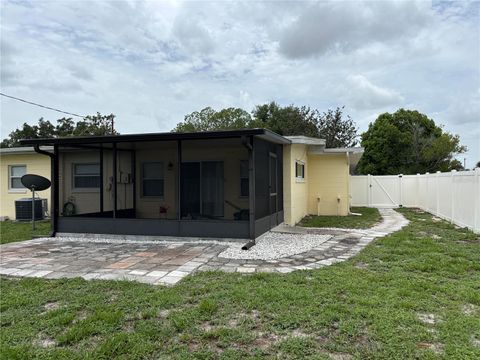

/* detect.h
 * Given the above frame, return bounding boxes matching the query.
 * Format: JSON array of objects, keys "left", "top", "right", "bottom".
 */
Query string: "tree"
[
  {"left": 173, "top": 107, "right": 254, "bottom": 132},
  {"left": 476, "top": 161, "right": 480, "bottom": 168},
  {"left": 317, "top": 107, "right": 358, "bottom": 148},
  {"left": 252, "top": 102, "right": 320, "bottom": 137},
  {"left": 172, "top": 103, "right": 358, "bottom": 147},
  {"left": 356, "top": 109, "right": 467, "bottom": 175},
  {"left": 0, "top": 113, "right": 117, "bottom": 147}
]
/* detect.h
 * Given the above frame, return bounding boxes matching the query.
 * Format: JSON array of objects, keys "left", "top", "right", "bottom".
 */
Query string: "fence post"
[
  {"left": 475, "top": 168, "right": 480, "bottom": 233},
  {"left": 450, "top": 170, "right": 456, "bottom": 224},
  {"left": 367, "top": 174, "right": 372, "bottom": 207},
  {"left": 399, "top": 174, "right": 403, "bottom": 207},
  {"left": 425, "top": 172, "right": 429, "bottom": 212},
  {"left": 436, "top": 171, "right": 441, "bottom": 217},
  {"left": 416, "top": 173, "right": 420, "bottom": 208}
]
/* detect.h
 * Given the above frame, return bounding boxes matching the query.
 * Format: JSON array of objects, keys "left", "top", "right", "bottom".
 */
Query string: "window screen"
[
  {"left": 295, "top": 161, "right": 305, "bottom": 179},
  {"left": 10, "top": 165, "right": 26, "bottom": 189},
  {"left": 142, "top": 162, "right": 164, "bottom": 197},
  {"left": 240, "top": 160, "right": 249, "bottom": 197},
  {"left": 73, "top": 163, "right": 100, "bottom": 189}
]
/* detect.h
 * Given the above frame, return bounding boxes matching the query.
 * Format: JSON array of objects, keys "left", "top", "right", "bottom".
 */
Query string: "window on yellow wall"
[
  {"left": 142, "top": 162, "right": 164, "bottom": 197},
  {"left": 9, "top": 165, "right": 26, "bottom": 189},
  {"left": 295, "top": 161, "right": 305, "bottom": 180}
]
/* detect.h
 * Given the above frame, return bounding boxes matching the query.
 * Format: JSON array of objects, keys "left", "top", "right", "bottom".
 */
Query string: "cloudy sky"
[{"left": 1, "top": 0, "right": 479, "bottom": 167}]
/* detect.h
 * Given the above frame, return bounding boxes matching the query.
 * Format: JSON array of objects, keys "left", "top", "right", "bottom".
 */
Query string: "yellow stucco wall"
[
  {"left": 283, "top": 146, "right": 349, "bottom": 225},
  {"left": 283, "top": 144, "right": 309, "bottom": 225},
  {"left": 0, "top": 153, "right": 51, "bottom": 220},
  {"left": 307, "top": 154, "right": 349, "bottom": 216}
]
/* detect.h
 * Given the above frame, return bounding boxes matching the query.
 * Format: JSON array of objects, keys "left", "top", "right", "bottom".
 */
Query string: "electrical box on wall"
[
  {"left": 121, "top": 173, "right": 131, "bottom": 184},
  {"left": 117, "top": 171, "right": 131, "bottom": 184}
]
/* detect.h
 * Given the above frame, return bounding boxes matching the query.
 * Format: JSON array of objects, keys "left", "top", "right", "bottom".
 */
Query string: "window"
[
  {"left": 73, "top": 163, "right": 100, "bottom": 189},
  {"left": 240, "top": 160, "right": 249, "bottom": 197},
  {"left": 269, "top": 153, "right": 277, "bottom": 195},
  {"left": 295, "top": 161, "right": 305, "bottom": 180},
  {"left": 142, "top": 162, "right": 164, "bottom": 197},
  {"left": 9, "top": 165, "right": 26, "bottom": 189}
]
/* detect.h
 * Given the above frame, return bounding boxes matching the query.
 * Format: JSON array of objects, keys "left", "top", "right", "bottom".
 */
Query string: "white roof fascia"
[
  {"left": 284, "top": 136, "right": 326, "bottom": 146},
  {"left": 0, "top": 146, "right": 53, "bottom": 155}
]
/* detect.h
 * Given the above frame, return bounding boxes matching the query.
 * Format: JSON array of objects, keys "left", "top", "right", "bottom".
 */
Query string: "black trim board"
[
  {"left": 57, "top": 218, "right": 250, "bottom": 239},
  {"left": 20, "top": 129, "right": 291, "bottom": 146}
]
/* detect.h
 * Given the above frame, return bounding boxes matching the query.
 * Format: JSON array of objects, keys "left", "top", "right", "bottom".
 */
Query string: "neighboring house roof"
[
  {"left": 284, "top": 136, "right": 326, "bottom": 146},
  {"left": 0, "top": 146, "right": 53, "bottom": 155},
  {"left": 20, "top": 129, "right": 292, "bottom": 146}
]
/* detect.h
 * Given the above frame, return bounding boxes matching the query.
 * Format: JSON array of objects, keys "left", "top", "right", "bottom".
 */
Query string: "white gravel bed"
[
  {"left": 218, "top": 232, "right": 332, "bottom": 260},
  {"left": 21, "top": 236, "right": 240, "bottom": 247}
]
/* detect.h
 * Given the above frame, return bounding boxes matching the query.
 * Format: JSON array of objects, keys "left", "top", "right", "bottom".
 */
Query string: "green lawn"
[
  {"left": 0, "top": 220, "right": 51, "bottom": 244},
  {"left": 299, "top": 206, "right": 382, "bottom": 229},
  {"left": 1, "top": 209, "right": 479, "bottom": 359}
]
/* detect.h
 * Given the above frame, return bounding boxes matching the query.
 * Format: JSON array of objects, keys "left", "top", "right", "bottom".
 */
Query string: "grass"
[
  {"left": 1, "top": 208, "right": 479, "bottom": 359},
  {"left": 0, "top": 220, "right": 51, "bottom": 244},
  {"left": 299, "top": 206, "right": 382, "bottom": 229}
]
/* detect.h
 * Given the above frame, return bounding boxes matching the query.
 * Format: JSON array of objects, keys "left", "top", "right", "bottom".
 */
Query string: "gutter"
[{"left": 33, "top": 144, "right": 56, "bottom": 237}]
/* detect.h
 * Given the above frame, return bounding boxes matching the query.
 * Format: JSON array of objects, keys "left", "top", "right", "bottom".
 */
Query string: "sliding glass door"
[{"left": 181, "top": 161, "right": 224, "bottom": 219}]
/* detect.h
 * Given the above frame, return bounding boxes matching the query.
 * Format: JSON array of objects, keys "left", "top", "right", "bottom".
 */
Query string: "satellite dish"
[
  {"left": 21, "top": 174, "right": 51, "bottom": 191},
  {"left": 21, "top": 174, "right": 51, "bottom": 231}
]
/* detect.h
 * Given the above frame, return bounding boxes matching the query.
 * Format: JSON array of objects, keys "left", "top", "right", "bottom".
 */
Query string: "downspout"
[{"left": 33, "top": 144, "right": 57, "bottom": 236}]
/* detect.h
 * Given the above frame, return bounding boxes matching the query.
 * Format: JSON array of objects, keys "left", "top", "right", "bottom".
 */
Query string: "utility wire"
[{"left": 0, "top": 92, "right": 85, "bottom": 118}]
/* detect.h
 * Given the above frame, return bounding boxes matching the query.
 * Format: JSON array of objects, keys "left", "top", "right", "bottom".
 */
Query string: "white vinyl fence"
[{"left": 350, "top": 169, "right": 480, "bottom": 233}]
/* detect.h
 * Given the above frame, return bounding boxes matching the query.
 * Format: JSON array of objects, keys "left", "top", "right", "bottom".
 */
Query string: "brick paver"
[{"left": 0, "top": 209, "right": 408, "bottom": 285}]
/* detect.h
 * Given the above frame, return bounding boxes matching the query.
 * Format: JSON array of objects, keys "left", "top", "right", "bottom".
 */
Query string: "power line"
[{"left": 0, "top": 92, "right": 85, "bottom": 118}]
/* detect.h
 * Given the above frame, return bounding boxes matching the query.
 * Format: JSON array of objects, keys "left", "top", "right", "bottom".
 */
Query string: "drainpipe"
[{"left": 33, "top": 144, "right": 57, "bottom": 237}]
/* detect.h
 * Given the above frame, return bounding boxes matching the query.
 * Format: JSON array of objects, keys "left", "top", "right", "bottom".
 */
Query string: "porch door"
[
  {"left": 180, "top": 161, "right": 224, "bottom": 219},
  {"left": 269, "top": 153, "right": 278, "bottom": 227},
  {"left": 181, "top": 163, "right": 201, "bottom": 218}
]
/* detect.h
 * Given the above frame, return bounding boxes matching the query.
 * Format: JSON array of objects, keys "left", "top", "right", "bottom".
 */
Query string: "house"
[
  {"left": 0, "top": 146, "right": 52, "bottom": 220},
  {"left": 283, "top": 136, "right": 363, "bottom": 225},
  {"left": 20, "top": 129, "right": 363, "bottom": 239}
]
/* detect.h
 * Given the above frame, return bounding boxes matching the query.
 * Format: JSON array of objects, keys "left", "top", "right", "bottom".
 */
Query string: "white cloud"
[
  {"left": 345, "top": 75, "right": 404, "bottom": 110},
  {"left": 0, "top": 0, "right": 478, "bottom": 167}
]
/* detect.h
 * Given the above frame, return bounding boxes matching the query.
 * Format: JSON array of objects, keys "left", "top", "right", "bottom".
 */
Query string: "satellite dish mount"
[{"left": 21, "top": 174, "right": 51, "bottom": 230}]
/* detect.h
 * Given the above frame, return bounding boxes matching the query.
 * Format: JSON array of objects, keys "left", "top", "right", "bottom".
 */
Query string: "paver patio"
[{"left": 0, "top": 209, "right": 408, "bottom": 285}]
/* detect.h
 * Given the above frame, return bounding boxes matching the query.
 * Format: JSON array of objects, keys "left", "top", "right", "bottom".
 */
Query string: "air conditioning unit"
[{"left": 15, "top": 198, "right": 44, "bottom": 221}]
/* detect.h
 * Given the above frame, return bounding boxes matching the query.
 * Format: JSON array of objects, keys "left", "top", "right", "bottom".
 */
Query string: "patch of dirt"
[
  {"left": 252, "top": 329, "right": 312, "bottom": 350},
  {"left": 325, "top": 353, "right": 353, "bottom": 360},
  {"left": 43, "top": 301, "right": 60, "bottom": 312},
  {"left": 417, "top": 313, "right": 440, "bottom": 325},
  {"left": 431, "top": 217, "right": 442, "bottom": 222},
  {"left": 252, "top": 332, "right": 280, "bottom": 350},
  {"left": 416, "top": 342, "right": 444, "bottom": 354},
  {"left": 200, "top": 322, "right": 215, "bottom": 331},
  {"left": 32, "top": 335, "right": 56, "bottom": 348},
  {"left": 188, "top": 341, "right": 201, "bottom": 352},
  {"left": 472, "top": 335, "right": 480, "bottom": 348},
  {"left": 462, "top": 304, "right": 477, "bottom": 316},
  {"left": 73, "top": 310, "right": 88, "bottom": 324},
  {"left": 158, "top": 309, "right": 171, "bottom": 318},
  {"left": 431, "top": 234, "right": 442, "bottom": 239},
  {"left": 229, "top": 310, "right": 260, "bottom": 327},
  {"left": 355, "top": 262, "right": 369, "bottom": 269}
]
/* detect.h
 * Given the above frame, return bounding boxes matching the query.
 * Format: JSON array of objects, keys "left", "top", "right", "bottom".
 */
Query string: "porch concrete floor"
[{"left": 0, "top": 209, "right": 408, "bottom": 286}]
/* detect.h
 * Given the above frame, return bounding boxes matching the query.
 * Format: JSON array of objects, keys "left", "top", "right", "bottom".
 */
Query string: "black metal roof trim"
[{"left": 20, "top": 128, "right": 291, "bottom": 146}]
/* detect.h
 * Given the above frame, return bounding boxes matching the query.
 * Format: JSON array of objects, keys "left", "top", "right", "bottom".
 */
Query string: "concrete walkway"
[{"left": 0, "top": 209, "right": 408, "bottom": 285}]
